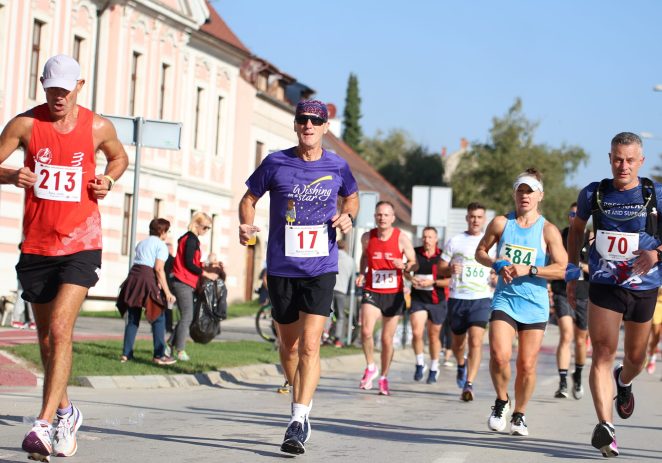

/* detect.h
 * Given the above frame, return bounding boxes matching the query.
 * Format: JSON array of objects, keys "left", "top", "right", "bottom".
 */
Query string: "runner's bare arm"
[
  {"left": 90, "top": 115, "right": 129, "bottom": 199},
  {"left": 566, "top": 214, "right": 588, "bottom": 308},
  {"left": 238, "top": 189, "right": 261, "bottom": 245},
  {"left": 438, "top": 259, "right": 452, "bottom": 277},
  {"left": 331, "top": 191, "right": 359, "bottom": 234},
  {"left": 507, "top": 221, "right": 567, "bottom": 280},
  {"left": 400, "top": 233, "right": 418, "bottom": 273},
  {"left": 0, "top": 115, "right": 37, "bottom": 187},
  {"left": 475, "top": 216, "right": 506, "bottom": 268},
  {"left": 355, "top": 231, "right": 369, "bottom": 287}
]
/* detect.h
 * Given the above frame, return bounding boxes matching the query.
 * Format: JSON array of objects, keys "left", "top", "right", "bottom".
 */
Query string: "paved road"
[{"left": 1, "top": 325, "right": 661, "bottom": 462}]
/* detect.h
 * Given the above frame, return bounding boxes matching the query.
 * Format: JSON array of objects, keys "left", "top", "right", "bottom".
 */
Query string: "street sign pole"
[
  {"left": 103, "top": 115, "right": 182, "bottom": 271},
  {"left": 128, "top": 117, "right": 143, "bottom": 268}
]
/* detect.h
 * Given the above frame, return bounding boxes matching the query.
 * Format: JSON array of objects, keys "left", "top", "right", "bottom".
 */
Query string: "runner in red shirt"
[
  {"left": 0, "top": 55, "right": 128, "bottom": 461},
  {"left": 356, "top": 201, "right": 417, "bottom": 395}
]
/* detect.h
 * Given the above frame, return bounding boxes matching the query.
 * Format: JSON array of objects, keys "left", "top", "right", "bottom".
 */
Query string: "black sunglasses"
[
  {"left": 568, "top": 211, "right": 577, "bottom": 218},
  {"left": 295, "top": 115, "right": 326, "bottom": 126}
]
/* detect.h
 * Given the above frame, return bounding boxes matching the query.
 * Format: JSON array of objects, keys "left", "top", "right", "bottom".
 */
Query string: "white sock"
[
  {"left": 651, "top": 353, "right": 657, "bottom": 363},
  {"left": 380, "top": 375, "right": 387, "bottom": 380},
  {"left": 430, "top": 359, "right": 439, "bottom": 371},
  {"left": 617, "top": 373, "right": 632, "bottom": 388},
  {"left": 367, "top": 363, "right": 376, "bottom": 371},
  {"left": 415, "top": 354, "right": 425, "bottom": 366},
  {"left": 290, "top": 403, "right": 309, "bottom": 425}
]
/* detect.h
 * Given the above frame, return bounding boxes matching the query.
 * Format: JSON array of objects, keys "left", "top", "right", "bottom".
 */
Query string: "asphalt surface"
[{"left": 1, "top": 324, "right": 662, "bottom": 462}]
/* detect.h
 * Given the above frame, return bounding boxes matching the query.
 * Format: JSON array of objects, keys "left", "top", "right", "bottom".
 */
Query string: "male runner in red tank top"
[
  {"left": 356, "top": 201, "right": 417, "bottom": 395},
  {"left": 0, "top": 54, "right": 128, "bottom": 461}
]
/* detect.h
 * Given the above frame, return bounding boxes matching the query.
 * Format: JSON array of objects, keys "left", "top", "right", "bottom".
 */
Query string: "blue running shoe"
[
  {"left": 456, "top": 362, "right": 467, "bottom": 389},
  {"left": 281, "top": 421, "right": 306, "bottom": 455},
  {"left": 426, "top": 370, "right": 439, "bottom": 384},
  {"left": 414, "top": 364, "right": 426, "bottom": 382}
]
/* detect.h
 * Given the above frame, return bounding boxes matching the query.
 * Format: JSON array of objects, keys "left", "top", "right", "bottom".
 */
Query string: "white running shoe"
[
  {"left": 487, "top": 397, "right": 510, "bottom": 432},
  {"left": 510, "top": 412, "right": 529, "bottom": 436},
  {"left": 22, "top": 421, "right": 53, "bottom": 462},
  {"left": 53, "top": 403, "right": 83, "bottom": 457}
]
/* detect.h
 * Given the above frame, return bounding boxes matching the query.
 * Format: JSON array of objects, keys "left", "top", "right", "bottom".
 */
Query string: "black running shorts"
[
  {"left": 410, "top": 299, "right": 447, "bottom": 325},
  {"left": 16, "top": 250, "right": 102, "bottom": 304},
  {"left": 588, "top": 283, "right": 657, "bottom": 323},
  {"left": 360, "top": 290, "right": 404, "bottom": 318},
  {"left": 490, "top": 309, "right": 546, "bottom": 332},
  {"left": 553, "top": 294, "right": 588, "bottom": 330},
  {"left": 267, "top": 272, "right": 336, "bottom": 324}
]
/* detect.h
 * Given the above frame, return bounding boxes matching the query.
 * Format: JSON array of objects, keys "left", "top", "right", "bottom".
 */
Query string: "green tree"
[
  {"left": 360, "top": 128, "right": 413, "bottom": 170},
  {"left": 342, "top": 73, "right": 363, "bottom": 152},
  {"left": 379, "top": 144, "right": 444, "bottom": 200},
  {"left": 450, "top": 98, "right": 588, "bottom": 227}
]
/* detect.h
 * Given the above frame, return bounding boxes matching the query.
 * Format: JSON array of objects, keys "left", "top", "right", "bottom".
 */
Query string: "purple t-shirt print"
[{"left": 246, "top": 147, "right": 358, "bottom": 278}]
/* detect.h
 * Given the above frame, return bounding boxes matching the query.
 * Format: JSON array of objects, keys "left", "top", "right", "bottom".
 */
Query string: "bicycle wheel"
[{"left": 255, "top": 304, "right": 277, "bottom": 343}]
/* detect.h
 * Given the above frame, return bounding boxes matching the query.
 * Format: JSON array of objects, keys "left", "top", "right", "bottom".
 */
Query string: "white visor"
[{"left": 513, "top": 176, "right": 543, "bottom": 192}]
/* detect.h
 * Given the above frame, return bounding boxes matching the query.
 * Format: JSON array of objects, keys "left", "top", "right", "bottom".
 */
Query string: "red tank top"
[
  {"left": 23, "top": 104, "right": 101, "bottom": 256},
  {"left": 364, "top": 228, "right": 403, "bottom": 294}
]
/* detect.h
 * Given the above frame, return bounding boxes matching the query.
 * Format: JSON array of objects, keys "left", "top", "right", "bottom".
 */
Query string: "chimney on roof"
[
  {"left": 460, "top": 137, "right": 469, "bottom": 150},
  {"left": 440, "top": 146, "right": 447, "bottom": 158}
]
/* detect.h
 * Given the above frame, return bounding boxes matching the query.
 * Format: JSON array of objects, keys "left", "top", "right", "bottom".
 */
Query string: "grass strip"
[{"left": 4, "top": 340, "right": 361, "bottom": 384}]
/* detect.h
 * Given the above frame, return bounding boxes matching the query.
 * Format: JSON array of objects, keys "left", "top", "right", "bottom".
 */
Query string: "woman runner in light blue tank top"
[{"left": 476, "top": 168, "right": 567, "bottom": 437}]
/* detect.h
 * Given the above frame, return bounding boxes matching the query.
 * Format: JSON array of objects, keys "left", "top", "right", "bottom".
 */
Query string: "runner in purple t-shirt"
[{"left": 238, "top": 100, "right": 359, "bottom": 455}]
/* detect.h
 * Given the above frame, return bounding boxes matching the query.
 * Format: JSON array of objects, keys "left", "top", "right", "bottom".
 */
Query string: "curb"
[{"left": 74, "top": 353, "right": 368, "bottom": 390}]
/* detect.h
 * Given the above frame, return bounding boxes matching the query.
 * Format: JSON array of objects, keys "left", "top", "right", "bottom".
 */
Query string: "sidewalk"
[{"left": 0, "top": 316, "right": 569, "bottom": 389}]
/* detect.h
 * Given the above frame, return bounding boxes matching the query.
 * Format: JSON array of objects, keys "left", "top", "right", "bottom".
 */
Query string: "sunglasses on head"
[{"left": 295, "top": 115, "right": 326, "bottom": 126}]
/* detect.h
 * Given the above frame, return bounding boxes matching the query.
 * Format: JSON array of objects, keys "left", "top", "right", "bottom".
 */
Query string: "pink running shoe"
[
  {"left": 646, "top": 355, "right": 656, "bottom": 375},
  {"left": 378, "top": 377, "right": 390, "bottom": 396},
  {"left": 359, "top": 367, "right": 379, "bottom": 390}
]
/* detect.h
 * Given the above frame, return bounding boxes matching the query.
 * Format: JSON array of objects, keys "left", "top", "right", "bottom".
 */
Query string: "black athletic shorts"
[
  {"left": 449, "top": 298, "right": 492, "bottom": 334},
  {"left": 588, "top": 283, "right": 657, "bottom": 323},
  {"left": 490, "top": 309, "right": 546, "bottom": 332},
  {"left": 553, "top": 294, "right": 588, "bottom": 330},
  {"left": 16, "top": 250, "right": 102, "bottom": 304},
  {"left": 267, "top": 272, "right": 336, "bottom": 324},
  {"left": 361, "top": 290, "right": 404, "bottom": 318},
  {"left": 410, "top": 299, "right": 447, "bottom": 325}
]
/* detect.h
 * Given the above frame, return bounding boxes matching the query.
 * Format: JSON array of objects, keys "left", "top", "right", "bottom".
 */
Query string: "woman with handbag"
[{"left": 117, "top": 218, "right": 177, "bottom": 365}]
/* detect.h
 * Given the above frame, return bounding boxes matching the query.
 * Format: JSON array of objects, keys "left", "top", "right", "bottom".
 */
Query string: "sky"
[{"left": 213, "top": 0, "right": 662, "bottom": 186}]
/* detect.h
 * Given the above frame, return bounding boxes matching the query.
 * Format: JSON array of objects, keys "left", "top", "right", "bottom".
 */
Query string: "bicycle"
[
  {"left": 325, "top": 306, "right": 360, "bottom": 346},
  {"left": 255, "top": 303, "right": 277, "bottom": 343}
]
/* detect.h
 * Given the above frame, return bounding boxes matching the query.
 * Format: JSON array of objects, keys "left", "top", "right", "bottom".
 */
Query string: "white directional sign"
[{"left": 411, "top": 186, "right": 452, "bottom": 226}]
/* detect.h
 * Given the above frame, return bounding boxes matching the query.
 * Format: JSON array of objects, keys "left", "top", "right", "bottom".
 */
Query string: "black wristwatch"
[
  {"left": 656, "top": 249, "right": 662, "bottom": 263},
  {"left": 529, "top": 265, "right": 539, "bottom": 277}
]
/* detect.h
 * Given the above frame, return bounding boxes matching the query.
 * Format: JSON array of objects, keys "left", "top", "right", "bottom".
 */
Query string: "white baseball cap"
[
  {"left": 41, "top": 55, "right": 81, "bottom": 91},
  {"left": 513, "top": 175, "right": 544, "bottom": 192}
]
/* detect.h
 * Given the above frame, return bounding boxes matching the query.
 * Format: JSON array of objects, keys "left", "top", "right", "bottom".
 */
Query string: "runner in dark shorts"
[{"left": 239, "top": 100, "right": 358, "bottom": 455}]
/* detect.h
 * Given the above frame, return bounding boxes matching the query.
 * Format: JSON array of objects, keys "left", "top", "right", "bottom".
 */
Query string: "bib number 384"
[
  {"left": 501, "top": 243, "right": 537, "bottom": 265},
  {"left": 596, "top": 230, "right": 638, "bottom": 261},
  {"left": 33, "top": 161, "right": 82, "bottom": 202},
  {"left": 285, "top": 224, "right": 329, "bottom": 257}
]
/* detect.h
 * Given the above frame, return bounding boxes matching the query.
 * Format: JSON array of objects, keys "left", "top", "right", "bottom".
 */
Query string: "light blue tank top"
[{"left": 492, "top": 212, "right": 549, "bottom": 324}]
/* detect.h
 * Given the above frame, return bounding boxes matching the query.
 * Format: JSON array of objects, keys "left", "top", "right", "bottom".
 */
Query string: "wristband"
[
  {"left": 492, "top": 260, "right": 511, "bottom": 274},
  {"left": 565, "top": 263, "right": 581, "bottom": 282},
  {"left": 103, "top": 175, "right": 115, "bottom": 190}
]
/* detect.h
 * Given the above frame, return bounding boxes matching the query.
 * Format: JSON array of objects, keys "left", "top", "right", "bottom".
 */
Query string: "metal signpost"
[
  {"left": 103, "top": 115, "right": 182, "bottom": 269},
  {"left": 346, "top": 191, "right": 379, "bottom": 345}
]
